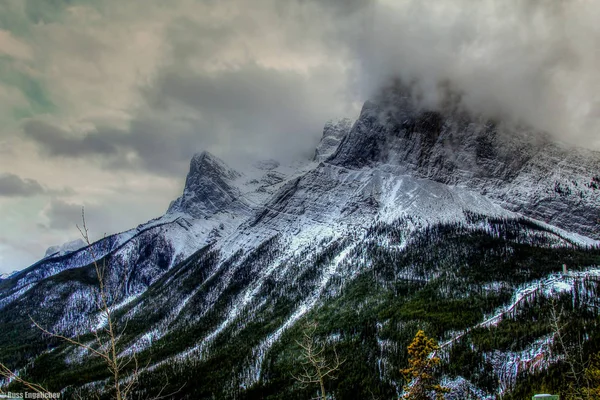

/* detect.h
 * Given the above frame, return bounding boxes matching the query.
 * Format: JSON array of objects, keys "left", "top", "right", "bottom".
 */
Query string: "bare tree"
[
  {"left": 549, "top": 298, "right": 591, "bottom": 400},
  {"left": 29, "top": 208, "right": 140, "bottom": 400},
  {"left": 1, "top": 209, "right": 139, "bottom": 399},
  {"left": 291, "top": 322, "right": 344, "bottom": 400},
  {"left": 0, "top": 363, "right": 48, "bottom": 395}
]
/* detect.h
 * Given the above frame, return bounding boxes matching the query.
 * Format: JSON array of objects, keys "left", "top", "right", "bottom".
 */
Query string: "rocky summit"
[{"left": 1, "top": 90, "right": 599, "bottom": 399}]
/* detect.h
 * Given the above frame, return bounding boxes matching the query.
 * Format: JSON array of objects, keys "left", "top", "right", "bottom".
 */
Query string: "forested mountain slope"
[{"left": 1, "top": 88, "right": 599, "bottom": 399}]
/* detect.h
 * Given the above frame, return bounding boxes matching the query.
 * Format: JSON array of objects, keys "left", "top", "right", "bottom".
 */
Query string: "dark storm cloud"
[
  {"left": 16, "top": 0, "right": 360, "bottom": 178},
  {"left": 23, "top": 119, "right": 119, "bottom": 157},
  {"left": 342, "top": 0, "right": 600, "bottom": 147},
  {"left": 21, "top": 115, "right": 213, "bottom": 176},
  {"left": 43, "top": 199, "right": 82, "bottom": 230},
  {"left": 43, "top": 199, "right": 114, "bottom": 232},
  {"left": 21, "top": 115, "right": 215, "bottom": 176},
  {"left": 23, "top": 61, "right": 352, "bottom": 175},
  {"left": 145, "top": 64, "right": 339, "bottom": 155},
  {"left": 0, "top": 173, "right": 45, "bottom": 197},
  {"left": 41, "top": 198, "right": 160, "bottom": 242},
  {"left": 21, "top": 115, "right": 200, "bottom": 175},
  {"left": 1, "top": 0, "right": 362, "bottom": 274},
  {"left": 110, "top": 115, "right": 215, "bottom": 175}
]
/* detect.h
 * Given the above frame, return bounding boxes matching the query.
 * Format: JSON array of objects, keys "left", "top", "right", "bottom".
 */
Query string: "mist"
[{"left": 347, "top": 0, "right": 600, "bottom": 148}]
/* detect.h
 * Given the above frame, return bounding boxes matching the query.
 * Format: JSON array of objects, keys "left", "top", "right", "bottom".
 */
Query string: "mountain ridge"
[
  {"left": 329, "top": 92, "right": 600, "bottom": 239},
  {"left": 1, "top": 94, "right": 599, "bottom": 399}
]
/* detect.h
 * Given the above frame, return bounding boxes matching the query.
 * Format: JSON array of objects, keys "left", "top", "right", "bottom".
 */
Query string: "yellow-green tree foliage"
[
  {"left": 401, "top": 330, "right": 449, "bottom": 400},
  {"left": 583, "top": 353, "right": 600, "bottom": 399}
]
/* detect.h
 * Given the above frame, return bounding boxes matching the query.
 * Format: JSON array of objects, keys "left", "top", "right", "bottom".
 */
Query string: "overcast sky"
[{"left": 1, "top": 0, "right": 599, "bottom": 273}]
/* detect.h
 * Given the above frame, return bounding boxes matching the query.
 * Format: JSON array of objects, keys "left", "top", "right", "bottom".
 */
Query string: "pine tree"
[{"left": 401, "top": 330, "right": 449, "bottom": 400}]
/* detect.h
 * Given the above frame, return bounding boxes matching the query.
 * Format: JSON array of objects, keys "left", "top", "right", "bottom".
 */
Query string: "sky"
[{"left": 1, "top": 0, "right": 599, "bottom": 273}]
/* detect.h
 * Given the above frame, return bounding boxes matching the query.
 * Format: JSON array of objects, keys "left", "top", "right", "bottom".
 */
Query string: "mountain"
[
  {"left": 0, "top": 150, "right": 297, "bottom": 327},
  {"left": 331, "top": 87, "right": 600, "bottom": 239},
  {"left": 313, "top": 118, "right": 353, "bottom": 162},
  {"left": 167, "top": 151, "right": 248, "bottom": 218},
  {"left": 1, "top": 91, "right": 599, "bottom": 400},
  {"left": 44, "top": 239, "right": 87, "bottom": 258}
]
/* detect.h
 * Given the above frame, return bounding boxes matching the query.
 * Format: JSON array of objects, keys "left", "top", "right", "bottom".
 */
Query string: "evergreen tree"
[{"left": 401, "top": 330, "right": 449, "bottom": 400}]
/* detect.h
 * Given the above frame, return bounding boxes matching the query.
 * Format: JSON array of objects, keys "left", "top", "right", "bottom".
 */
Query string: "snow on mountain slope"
[
  {"left": 130, "top": 94, "right": 598, "bottom": 394},
  {"left": 0, "top": 152, "right": 303, "bottom": 317},
  {"left": 3, "top": 92, "right": 598, "bottom": 324},
  {"left": 111, "top": 153, "right": 598, "bottom": 388},
  {"left": 329, "top": 86, "right": 600, "bottom": 239},
  {"left": 1, "top": 91, "right": 600, "bottom": 399},
  {"left": 11, "top": 89, "right": 596, "bottom": 312}
]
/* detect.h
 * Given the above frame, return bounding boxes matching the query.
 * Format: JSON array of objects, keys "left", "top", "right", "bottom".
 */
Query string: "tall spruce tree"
[{"left": 401, "top": 330, "right": 449, "bottom": 400}]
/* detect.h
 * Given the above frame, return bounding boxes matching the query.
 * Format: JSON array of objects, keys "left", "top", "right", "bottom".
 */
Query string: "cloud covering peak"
[{"left": 354, "top": 0, "right": 600, "bottom": 148}]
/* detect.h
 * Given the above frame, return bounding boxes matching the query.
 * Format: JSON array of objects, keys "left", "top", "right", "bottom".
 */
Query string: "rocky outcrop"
[
  {"left": 314, "top": 118, "right": 354, "bottom": 162},
  {"left": 329, "top": 91, "right": 600, "bottom": 239},
  {"left": 167, "top": 151, "right": 247, "bottom": 218}
]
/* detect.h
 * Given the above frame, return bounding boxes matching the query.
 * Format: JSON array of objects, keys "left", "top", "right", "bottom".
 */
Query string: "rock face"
[
  {"left": 0, "top": 150, "right": 296, "bottom": 321},
  {"left": 329, "top": 90, "right": 600, "bottom": 238},
  {"left": 167, "top": 151, "right": 247, "bottom": 218},
  {"left": 0, "top": 151, "right": 259, "bottom": 318},
  {"left": 313, "top": 118, "right": 354, "bottom": 162}
]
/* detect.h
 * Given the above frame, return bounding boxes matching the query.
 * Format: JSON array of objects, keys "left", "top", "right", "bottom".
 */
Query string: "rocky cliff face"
[
  {"left": 313, "top": 118, "right": 354, "bottom": 162},
  {"left": 167, "top": 151, "right": 248, "bottom": 218},
  {"left": 0, "top": 151, "right": 256, "bottom": 320},
  {"left": 0, "top": 149, "right": 301, "bottom": 327},
  {"left": 330, "top": 90, "right": 600, "bottom": 238}
]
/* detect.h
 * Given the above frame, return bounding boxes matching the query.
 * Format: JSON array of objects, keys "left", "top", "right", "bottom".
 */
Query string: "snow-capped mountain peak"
[
  {"left": 329, "top": 92, "right": 600, "bottom": 239},
  {"left": 190, "top": 151, "right": 241, "bottom": 181},
  {"left": 167, "top": 151, "right": 245, "bottom": 218}
]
